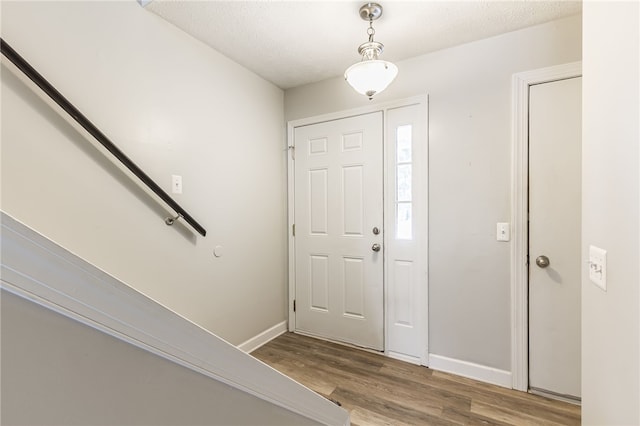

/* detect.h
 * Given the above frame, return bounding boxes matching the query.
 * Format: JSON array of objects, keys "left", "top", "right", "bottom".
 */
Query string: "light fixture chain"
[{"left": 367, "top": 20, "right": 375, "bottom": 42}]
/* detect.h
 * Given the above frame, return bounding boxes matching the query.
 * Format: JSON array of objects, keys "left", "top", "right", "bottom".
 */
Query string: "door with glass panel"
[
  {"left": 385, "top": 103, "right": 427, "bottom": 362},
  {"left": 293, "top": 112, "right": 384, "bottom": 350}
]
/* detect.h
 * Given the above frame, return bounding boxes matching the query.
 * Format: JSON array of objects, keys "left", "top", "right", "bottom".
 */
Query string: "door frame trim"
[
  {"left": 286, "top": 95, "right": 428, "bottom": 361},
  {"left": 511, "top": 62, "right": 582, "bottom": 391}
]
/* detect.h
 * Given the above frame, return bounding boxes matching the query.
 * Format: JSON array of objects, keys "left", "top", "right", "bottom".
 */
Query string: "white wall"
[
  {"left": 582, "top": 2, "right": 639, "bottom": 424},
  {"left": 285, "top": 16, "right": 581, "bottom": 371},
  {"left": 1, "top": 1, "right": 287, "bottom": 345}
]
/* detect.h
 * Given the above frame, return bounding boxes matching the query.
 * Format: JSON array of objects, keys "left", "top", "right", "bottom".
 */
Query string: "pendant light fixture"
[{"left": 344, "top": 2, "right": 398, "bottom": 100}]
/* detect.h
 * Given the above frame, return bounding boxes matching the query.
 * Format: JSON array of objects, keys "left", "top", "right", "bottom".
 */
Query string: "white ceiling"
[{"left": 146, "top": 1, "right": 582, "bottom": 90}]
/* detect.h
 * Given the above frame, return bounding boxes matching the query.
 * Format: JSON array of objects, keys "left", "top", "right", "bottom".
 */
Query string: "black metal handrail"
[{"left": 1, "top": 38, "right": 206, "bottom": 237}]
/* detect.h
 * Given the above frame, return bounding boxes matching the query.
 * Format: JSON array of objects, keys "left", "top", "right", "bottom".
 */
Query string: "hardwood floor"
[{"left": 252, "top": 333, "right": 580, "bottom": 426}]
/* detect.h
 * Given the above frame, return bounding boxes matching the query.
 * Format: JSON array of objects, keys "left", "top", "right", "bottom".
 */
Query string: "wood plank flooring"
[{"left": 252, "top": 333, "right": 580, "bottom": 426}]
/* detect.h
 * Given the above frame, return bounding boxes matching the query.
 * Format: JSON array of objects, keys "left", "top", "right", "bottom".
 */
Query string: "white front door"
[
  {"left": 293, "top": 112, "right": 384, "bottom": 350},
  {"left": 528, "top": 77, "right": 582, "bottom": 400}
]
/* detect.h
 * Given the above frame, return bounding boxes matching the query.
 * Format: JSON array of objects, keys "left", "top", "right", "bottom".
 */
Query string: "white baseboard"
[
  {"left": 238, "top": 321, "right": 287, "bottom": 353},
  {"left": 428, "top": 353, "right": 512, "bottom": 388}
]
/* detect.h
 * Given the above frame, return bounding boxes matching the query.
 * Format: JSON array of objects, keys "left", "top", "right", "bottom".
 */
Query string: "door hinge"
[
  {"left": 293, "top": 299, "right": 296, "bottom": 312},
  {"left": 292, "top": 224, "right": 295, "bottom": 236},
  {"left": 288, "top": 145, "right": 295, "bottom": 160}
]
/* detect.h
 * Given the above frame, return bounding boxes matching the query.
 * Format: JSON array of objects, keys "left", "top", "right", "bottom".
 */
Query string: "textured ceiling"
[{"left": 146, "top": 1, "right": 582, "bottom": 90}]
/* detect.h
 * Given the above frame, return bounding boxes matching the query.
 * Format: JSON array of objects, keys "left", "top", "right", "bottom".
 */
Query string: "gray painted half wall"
[{"left": 1, "top": 290, "right": 320, "bottom": 426}]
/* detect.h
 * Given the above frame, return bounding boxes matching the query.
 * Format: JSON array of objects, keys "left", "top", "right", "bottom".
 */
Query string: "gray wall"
[
  {"left": 582, "top": 2, "right": 639, "bottom": 424},
  {"left": 1, "top": 1, "right": 287, "bottom": 345},
  {"left": 1, "top": 290, "right": 319, "bottom": 426},
  {"left": 285, "top": 16, "right": 582, "bottom": 370}
]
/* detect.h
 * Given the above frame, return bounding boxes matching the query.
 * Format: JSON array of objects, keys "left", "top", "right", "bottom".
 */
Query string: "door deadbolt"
[
  {"left": 535, "top": 255, "right": 550, "bottom": 268},
  {"left": 372, "top": 226, "right": 380, "bottom": 235}
]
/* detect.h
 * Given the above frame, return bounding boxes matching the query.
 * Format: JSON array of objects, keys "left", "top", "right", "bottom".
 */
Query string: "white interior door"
[
  {"left": 294, "top": 112, "right": 383, "bottom": 350},
  {"left": 529, "top": 77, "right": 582, "bottom": 400}
]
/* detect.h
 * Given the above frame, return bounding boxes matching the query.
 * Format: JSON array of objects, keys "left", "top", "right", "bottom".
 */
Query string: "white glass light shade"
[{"left": 344, "top": 60, "right": 398, "bottom": 99}]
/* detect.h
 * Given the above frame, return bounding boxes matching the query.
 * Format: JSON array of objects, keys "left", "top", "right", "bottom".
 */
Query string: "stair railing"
[{"left": 1, "top": 38, "right": 207, "bottom": 237}]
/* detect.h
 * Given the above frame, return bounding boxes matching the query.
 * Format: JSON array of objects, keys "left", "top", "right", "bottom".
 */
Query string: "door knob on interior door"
[
  {"left": 372, "top": 243, "right": 381, "bottom": 252},
  {"left": 535, "top": 255, "right": 550, "bottom": 268}
]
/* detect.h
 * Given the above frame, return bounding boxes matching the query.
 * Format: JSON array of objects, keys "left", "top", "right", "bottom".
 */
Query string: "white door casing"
[
  {"left": 528, "top": 77, "right": 582, "bottom": 399},
  {"left": 511, "top": 62, "right": 582, "bottom": 392},
  {"left": 287, "top": 96, "right": 428, "bottom": 359},
  {"left": 293, "top": 112, "right": 384, "bottom": 350}
]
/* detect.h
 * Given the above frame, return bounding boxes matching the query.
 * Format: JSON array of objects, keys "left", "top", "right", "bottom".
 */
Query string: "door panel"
[
  {"left": 385, "top": 104, "right": 427, "bottom": 362},
  {"left": 294, "top": 112, "right": 384, "bottom": 350},
  {"left": 529, "top": 77, "right": 582, "bottom": 399}
]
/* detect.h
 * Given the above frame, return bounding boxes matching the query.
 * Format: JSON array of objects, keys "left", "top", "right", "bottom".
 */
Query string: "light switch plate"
[
  {"left": 497, "top": 222, "right": 510, "bottom": 242},
  {"left": 171, "top": 175, "right": 182, "bottom": 194},
  {"left": 589, "top": 245, "right": 607, "bottom": 291}
]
